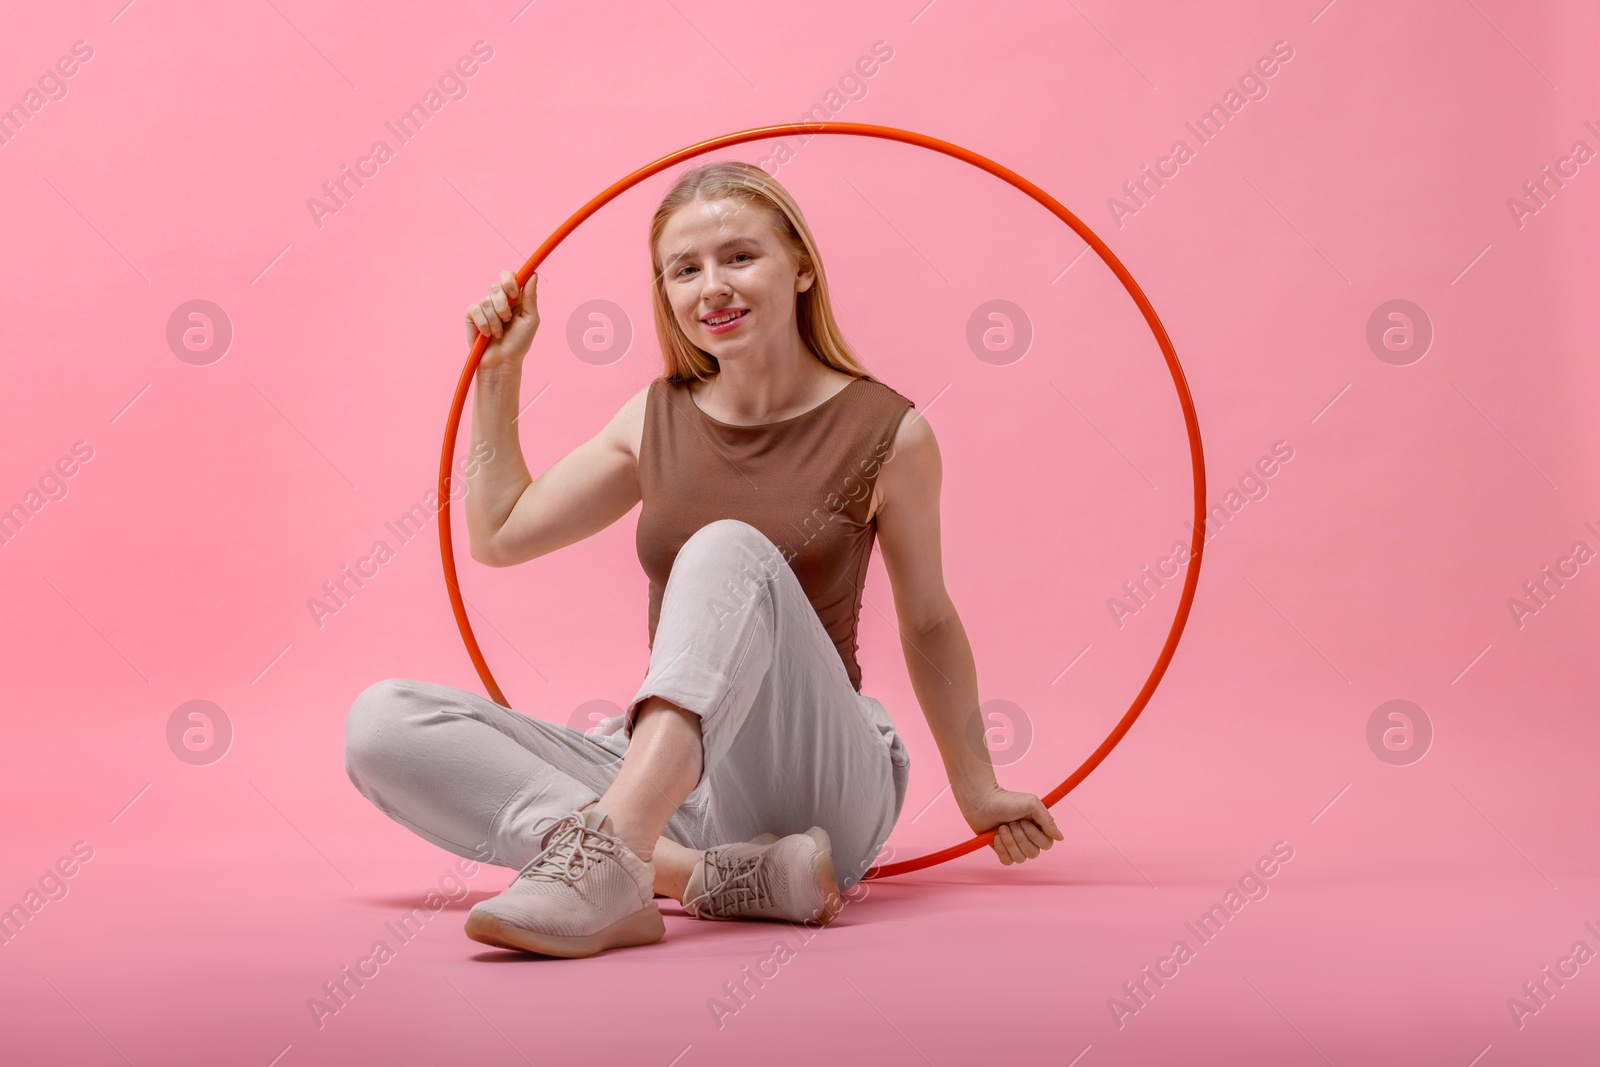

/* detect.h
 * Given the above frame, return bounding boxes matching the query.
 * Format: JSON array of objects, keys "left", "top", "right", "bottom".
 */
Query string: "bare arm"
[
  {"left": 874, "top": 408, "right": 1064, "bottom": 865},
  {"left": 460, "top": 269, "right": 648, "bottom": 567}
]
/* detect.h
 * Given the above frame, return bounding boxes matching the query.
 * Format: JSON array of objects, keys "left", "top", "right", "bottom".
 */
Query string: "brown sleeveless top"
[{"left": 636, "top": 373, "right": 917, "bottom": 692}]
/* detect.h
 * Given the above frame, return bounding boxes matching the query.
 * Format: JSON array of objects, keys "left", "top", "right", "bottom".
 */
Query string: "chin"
[{"left": 698, "top": 331, "right": 751, "bottom": 353}]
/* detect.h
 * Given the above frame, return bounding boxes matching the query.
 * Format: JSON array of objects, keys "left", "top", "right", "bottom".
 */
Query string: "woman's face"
[{"left": 655, "top": 196, "right": 814, "bottom": 362}]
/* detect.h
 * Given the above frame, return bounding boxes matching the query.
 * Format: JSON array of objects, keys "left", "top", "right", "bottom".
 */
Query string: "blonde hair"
[{"left": 648, "top": 160, "right": 874, "bottom": 383}]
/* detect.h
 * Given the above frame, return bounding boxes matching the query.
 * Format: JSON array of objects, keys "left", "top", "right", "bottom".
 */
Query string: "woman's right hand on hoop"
[{"left": 466, "top": 269, "right": 540, "bottom": 371}]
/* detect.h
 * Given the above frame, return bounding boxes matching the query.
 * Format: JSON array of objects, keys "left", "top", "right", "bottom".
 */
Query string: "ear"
[{"left": 795, "top": 257, "right": 816, "bottom": 294}]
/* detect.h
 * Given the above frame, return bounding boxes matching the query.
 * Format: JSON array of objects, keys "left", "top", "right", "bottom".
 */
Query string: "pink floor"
[
  {"left": 4, "top": 0, "right": 1599, "bottom": 1064},
  {"left": 5, "top": 640, "right": 1596, "bottom": 1064}
]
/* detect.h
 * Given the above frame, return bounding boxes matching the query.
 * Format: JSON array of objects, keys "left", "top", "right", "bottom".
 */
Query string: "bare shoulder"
[
  {"left": 888, "top": 403, "right": 935, "bottom": 452},
  {"left": 871, "top": 404, "right": 938, "bottom": 522},
  {"left": 598, "top": 379, "right": 657, "bottom": 465}
]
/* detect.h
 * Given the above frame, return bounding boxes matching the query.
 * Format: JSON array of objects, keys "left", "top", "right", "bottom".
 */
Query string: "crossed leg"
[
  {"left": 343, "top": 678, "right": 712, "bottom": 902},
  {"left": 343, "top": 520, "right": 906, "bottom": 916}
]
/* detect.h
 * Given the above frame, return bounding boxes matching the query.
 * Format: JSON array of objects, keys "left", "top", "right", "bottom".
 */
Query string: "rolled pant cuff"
[{"left": 623, "top": 652, "right": 732, "bottom": 738}]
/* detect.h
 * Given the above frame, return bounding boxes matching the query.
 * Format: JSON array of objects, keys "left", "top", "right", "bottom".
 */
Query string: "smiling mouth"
[{"left": 702, "top": 309, "right": 749, "bottom": 326}]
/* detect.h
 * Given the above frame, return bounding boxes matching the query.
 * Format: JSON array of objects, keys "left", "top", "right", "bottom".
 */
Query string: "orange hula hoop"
[{"left": 436, "top": 121, "right": 1206, "bottom": 881}]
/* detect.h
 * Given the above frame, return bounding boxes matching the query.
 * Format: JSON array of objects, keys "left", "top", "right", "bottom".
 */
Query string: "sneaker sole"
[
  {"left": 464, "top": 903, "right": 665, "bottom": 959},
  {"left": 805, "top": 827, "right": 845, "bottom": 927}
]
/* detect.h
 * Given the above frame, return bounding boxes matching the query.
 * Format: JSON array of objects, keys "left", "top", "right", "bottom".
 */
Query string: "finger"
[
  {"left": 499, "top": 269, "right": 519, "bottom": 308},
  {"left": 489, "top": 284, "right": 512, "bottom": 323},
  {"left": 993, "top": 829, "right": 1015, "bottom": 865},
  {"left": 1017, "top": 818, "right": 1053, "bottom": 853},
  {"left": 467, "top": 305, "right": 492, "bottom": 338},
  {"left": 1009, "top": 821, "right": 1042, "bottom": 859},
  {"left": 521, "top": 270, "right": 539, "bottom": 313},
  {"left": 1006, "top": 824, "right": 1033, "bottom": 863},
  {"left": 479, "top": 298, "right": 503, "bottom": 338},
  {"left": 997, "top": 824, "right": 1025, "bottom": 865},
  {"left": 1030, "top": 798, "right": 1065, "bottom": 841}
]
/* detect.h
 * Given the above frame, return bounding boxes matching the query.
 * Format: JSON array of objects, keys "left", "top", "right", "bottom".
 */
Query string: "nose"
[{"left": 698, "top": 265, "right": 733, "bottom": 299}]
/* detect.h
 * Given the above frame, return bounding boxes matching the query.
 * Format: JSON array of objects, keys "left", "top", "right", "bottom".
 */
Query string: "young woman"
[{"left": 343, "top": 160, "right": 1062, "bottom": 959}]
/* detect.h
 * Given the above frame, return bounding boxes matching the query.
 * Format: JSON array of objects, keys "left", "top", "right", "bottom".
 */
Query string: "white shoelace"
[
  {"left": 515, "top": 814, "right": 622, "bottom": 886},
  {"left": 690, "top": 850, "right": 771, "bottom": 917}
]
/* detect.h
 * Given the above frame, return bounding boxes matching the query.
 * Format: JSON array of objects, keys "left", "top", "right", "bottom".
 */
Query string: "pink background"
[{"left": 3, "top": 0, "right": 1598, "bottom": 1064}]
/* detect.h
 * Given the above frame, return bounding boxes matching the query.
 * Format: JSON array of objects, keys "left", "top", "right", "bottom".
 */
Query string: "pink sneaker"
[
  {"left": 465, "top": 808, "right": 663, "bottom": 958},
  {"left": 682, "top": 827, "right": 844, "bottom": 926}
]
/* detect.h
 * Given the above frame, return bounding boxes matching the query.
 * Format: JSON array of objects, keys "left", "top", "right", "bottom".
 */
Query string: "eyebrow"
[{"left": 663, "top": 236, "right": 757, "bottom": 264}]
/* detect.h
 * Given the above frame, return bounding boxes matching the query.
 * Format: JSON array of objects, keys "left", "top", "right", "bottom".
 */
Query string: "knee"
[
  {"left": 685, "top": 518, "right": 774, "bottom": 555},
  {"left": 677, "top": 519, "right": 784, "bottom": 582},
  {"left": 344, "top": 678, "right": 423, "bottom": 781}
]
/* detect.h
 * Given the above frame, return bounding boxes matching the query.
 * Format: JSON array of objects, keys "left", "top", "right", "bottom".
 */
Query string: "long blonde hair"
[{"left": 648, "top": 161, "right": 874, "bottom": 383}]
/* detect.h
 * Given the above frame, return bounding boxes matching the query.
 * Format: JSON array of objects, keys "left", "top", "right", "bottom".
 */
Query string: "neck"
[{"left": 701, "top": 330, "right": 834, "bottom": 422}]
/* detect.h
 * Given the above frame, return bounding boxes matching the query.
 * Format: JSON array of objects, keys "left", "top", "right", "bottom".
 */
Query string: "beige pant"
[{"left": 344, "top": 519, "right": 910, "bottom": 890}]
